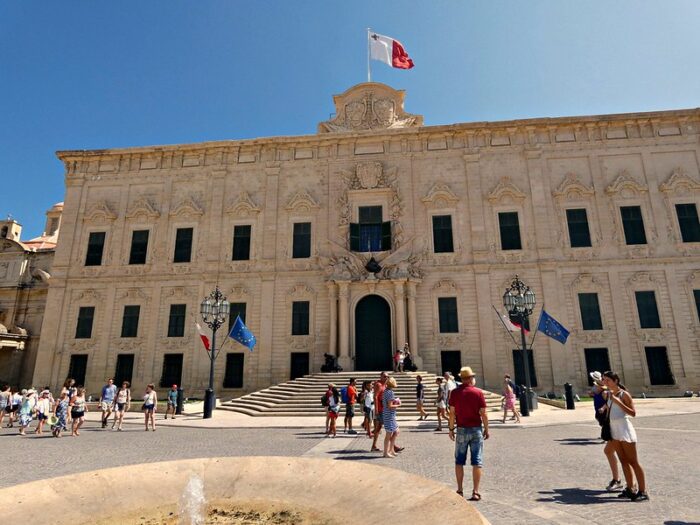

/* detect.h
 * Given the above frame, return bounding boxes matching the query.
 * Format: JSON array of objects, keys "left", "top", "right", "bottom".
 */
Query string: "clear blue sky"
[{"left": 2, "top": 1, "right": 699, "bottom": 238}]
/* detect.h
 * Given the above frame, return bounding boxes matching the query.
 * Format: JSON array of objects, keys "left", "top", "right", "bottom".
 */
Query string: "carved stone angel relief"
[{"left": 318, "top": 82, "right": 423, "bottom": 133}]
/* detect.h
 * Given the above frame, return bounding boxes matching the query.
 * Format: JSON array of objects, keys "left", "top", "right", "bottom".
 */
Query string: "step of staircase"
[{"left": 218, "top": 371, "right": 503, "bottom": 417}]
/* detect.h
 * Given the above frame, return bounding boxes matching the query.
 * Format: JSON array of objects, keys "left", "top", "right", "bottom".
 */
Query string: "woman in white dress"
[{"left": 602, "top": 371, "right": 648, "bottom": 502}]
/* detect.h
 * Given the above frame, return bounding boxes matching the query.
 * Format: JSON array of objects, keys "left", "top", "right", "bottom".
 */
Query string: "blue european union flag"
[
  {"left": 228, "top": 315, "right": 256, "bottom": 351},
  {"left": 537, "top": 309, "right": 570, "bottom": 344}
]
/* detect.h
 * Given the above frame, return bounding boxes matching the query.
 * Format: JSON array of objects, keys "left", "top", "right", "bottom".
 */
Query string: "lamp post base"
[{"left": 203, "top": 388, "right": 215, "bottom": 419}]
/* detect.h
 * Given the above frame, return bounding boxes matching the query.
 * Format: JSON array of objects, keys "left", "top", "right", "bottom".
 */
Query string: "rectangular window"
[
  {"left": 440, "top": 351, "right": 462, "bottom": 377},
  {"left": 635, "top": 291, "right": 661, "bottom": 329},
  {"left": 232, "top": 225, "right": 251, "bottom": 261},
  {"left": 173, "top": 227, "right": 193, "bottom": 263},
  {"left": 228, "top": 302, "right": 247, "bottom": 334},
  {"left": 675, "top": 203, "right": 700, "bottom": 243},
  {"left": 292, "top": 222, "right": 311, "bottom": 259},
  {"left": 167, "top": 304, "right": 186, "bottom": 337},
  {"left": 512, "top": 349, "right": 538, "bottom": 387},
  {"left": 498, "top": 212, "right": 522, "bottom": 250},
  {"left": 128, "top": 230, "right": 149, "bottom": 265},
  {"left": 85, "top": 232, "right": 106, "bottom": 266},
  {"left": 120, "top": 305, "right": 141, "bottom": 338},
  {"left": 68, "top": 354, "right": 88, "bottom": 387},
  {"left": 350, "top": 206, "right": 391, "bottom": 251},
  {"left": 644, "top": 346, "right": 674, "bottom": 385},
  {"left": 291, "top": 301, "right": 310, "bottom": 335},
  {"left": 620, "top": 206, "right": 647, "bottom": 245},
  {"left": 114, "top": 354, "right": 135, "bottom": 386},
  {"left": 160, "top": 354, "right": 183, "bottom": 388},
  {"left": 578, "top": 293, "right": 603, "bottom": 330},
  {"left": 584, "top": 348, "right": 611, "bottom": 386},
  {"left": 438, "top": 297, "right": 459, "bottom": 333},
  {"left": 566, "top": 208, "right": 592, "bottom": 248},
  {"left": 75, "top": 306, "right": 95, "bottom": 339},
  {"left": 432, "top": 215, "right": 455, "bottom": 253},
  {"left": 223, "top": 353, "right": 245, "bottom": 388},
  {"left": 290, "top": 352, "right": 310, "bottom": 380},
  {"left": 694, "top": 289, "right": 700, "bottom": 322}
]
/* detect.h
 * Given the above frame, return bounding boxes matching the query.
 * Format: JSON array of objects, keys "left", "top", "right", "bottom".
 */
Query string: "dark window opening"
[
  {"left": 128, "top": 230, "right": 149, "bottom": 265},
  {"left": 85, "top": 232, "right": 106, "bottom": 266},
  {"left": 292, "top": 222, "right": 311, "bottom": 258},
  {"left": 75, "top": 306, "right": 95, "bottom": 339},
  {"left": 584, "top": 348, "right": 611, "bottom": 386},
  {"left": 512, "top": 349, "right": 538, "bottom": 387},
  {"left": 621, "top": 206, "right": 647, "bottom": 245},
  {"left": 121, "top": 305, "right": 141, "bottom": 338},
  {"left": 227, "top": 303, "right": 247, "bottom": 334},
  {"left": 290, "top": 352, "right": 310, "bottom": 380},
  {"left": 675, "top": 203, "right": 700, "bottom": 243},
  {"left": 350, "top": 206, "right": 391, "bottom": 251},
  {"left": 578, "top": 293, "right": 603, "bottom": 330},
  {"left": 498, "top": 212, "right": 522, "bottom": 250},
  {"left": 232, "top": 225, "right": 251, "bottom": 261},
  {"left": 635, "top": 291, "right": 661, "bottom": 329},
  {"left": 440, "top": 351, "right": 462, "bottom": 377},
  {"left": 114, "top": 354, "right": 135, "bottom": 386},
  {"left": 160, "top": 354, "right": 183, "bottom": 388},
  {"left": 438, "top": 297, "right": 459, "bottom": 333},
  {"left": 223, "top": 353, "right": 244, "bottom": 388},
  {"left": 645, "top": 346, "right": 674, "bottom": 385},
  {"left": 694, "top": 290, "right": 700, "bottom": 322},
  {"left": 68, "top": 354, "right": 88, "bottom": 387},
  {"left": 173, "top": 228, "right": 193, "bottom": 263},
  {"left": 167, "top": 304, "right": 186, "bottom": 337},
  {"left": 432, "top": 215, "right": 454, "bottom": 253},
  {"left": 566, "top": 208, "right": 592, "bottom": 248},
  {"left": 291, "top": 301, "right": 310, "bottom": 335}
]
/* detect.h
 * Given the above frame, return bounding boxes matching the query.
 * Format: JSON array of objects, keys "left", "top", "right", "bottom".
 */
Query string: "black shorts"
[{"left": 71, "top": 410, "right": 84, "bottom": 419}]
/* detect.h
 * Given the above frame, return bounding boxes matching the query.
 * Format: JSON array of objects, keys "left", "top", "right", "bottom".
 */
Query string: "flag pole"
[
  {"left": 528, "top": 305, "right": 544, "bottom": 348},
  {"left": 491, "top": 304, "right": 520, "bottom": 347},
  {"left": 367, "top": 28, "right": 371, "bottom": 82}
]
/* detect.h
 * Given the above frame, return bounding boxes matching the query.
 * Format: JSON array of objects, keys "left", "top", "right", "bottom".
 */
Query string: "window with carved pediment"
[
  {"left": 128, "top": 230, "right": 149, "bottom": 265},
  {"left": 620, "top": 206, "right": 647, "bottom": 245},
  {"left": 120, "top": 305, "right": 140, "bottom": 338},
  {"left": 578, "top": 293, "right": 603, "bottom": 330},
  {"left": 167, "top": 304, "right": 186, "bottom": 337},
  {"left": 173, "top": 228, "right": 193, "bottom": 263},
  {"left": 232, "top": 225, "right": 252, "bottom": 261},
  {"left": 432, "top": 215, "right": 454, "bottom": 253},
  {"left": 635, "top": 291, "right": 661, "bottom": 329},
  {"left": 292, "top": 222, "right": 311, "bottom": 259},
  {"left": 675, "top": 203, "right": 700, "bottom": 243},
  {"left": 566, "top": 209, "right": 592, "bottom": 248},
  {"left": 75, "top": 306, "right": 95, "bottom": 339},
  {"left": 498, "top": 212, "right": 522, "bottom": 250},
  {"left": 85, "top": 232, "right": 106, "bottom": 266}
]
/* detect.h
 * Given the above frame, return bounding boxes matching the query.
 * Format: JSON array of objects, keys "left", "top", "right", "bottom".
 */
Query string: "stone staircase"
[{"left": 218, "top": 371, "right": 503, "bottom": 417}]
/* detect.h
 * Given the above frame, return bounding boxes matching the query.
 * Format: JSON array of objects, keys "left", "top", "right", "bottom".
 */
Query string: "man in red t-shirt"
[
  {"left": 343, "top": 378, "right": 358, "bottom": 434},
  {"left": 448, "top": 366, "right": 489, "bottom": 501}
]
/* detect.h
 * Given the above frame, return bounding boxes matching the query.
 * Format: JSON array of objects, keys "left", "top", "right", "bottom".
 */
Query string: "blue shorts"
[{"left": 455, "top": 427, "right": 483, "bottom": 467}]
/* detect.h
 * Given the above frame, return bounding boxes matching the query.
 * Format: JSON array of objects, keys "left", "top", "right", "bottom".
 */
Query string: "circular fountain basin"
[{"left": 0, "top": 457, "right": 489, "bottom": 524}]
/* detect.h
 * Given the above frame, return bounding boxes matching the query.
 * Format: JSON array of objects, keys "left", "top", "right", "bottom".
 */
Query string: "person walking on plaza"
[
  {"left": 0, "top": 384, "right": 10, "bottom": 428},
  {"left": 51, "top": 390, "right": 69, "bottom": 437},
  {"left": 360, "top": 380, "right": 374, "bottom": 437},
  {"left": 590, "top": 371, "right": 622, "bottom": 491},
  {"left": 415, "top": 375, "right": 428, "bottom": 420},
  {"left": 61, "top": 378, "right": 76, "bottom": 425},
  {"left": 112, "top": 381, "right": 131, "bottom": 431},
  {"left": 501, "top": 375, "right": 521, "bottom": 424},
  {"left": 325, "top": 384, "right": 340, "bottom": 437},
  {"left": 142, "top": 384, "right": 157, "bottom": 431},
  {"left": 602, "top": 371, "right": 649, "bottom": 502},
  {"left": 99, "top": 378, "right": 117, "bottom": 428},
  {"left": 6, "top": 388, "right": 21, "bottom": 428},
  {"left": 393, "top": 349, "right": 401, "bottom": 373},
  {"left": 69, "top": 387, "right": 87, "bottom": 437},
  {"left": 343, "top": 378, "right": 358, "bottom": 434},
  {"left": 165, "top": 384, "right": 178, "bottom": 420},
  {"left": 34, "top": 389, "right": 53, "bottom": 435},
  {"left": 448, "top": 366, "right": 489, "bottom": 502},
  {"left": 371, "top": 372, "right": 389, "bottom": 452},
  {"left": 381, "top": 377, "right": 402, "bottom": 457},
  {"left": 18, "top": 389, "right": 37, "bottom": 435},
  {"left": 435, "top": 377, "right": 447, "bottom": 431}
]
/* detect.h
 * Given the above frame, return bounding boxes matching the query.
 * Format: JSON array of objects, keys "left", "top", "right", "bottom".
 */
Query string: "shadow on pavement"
[
  {"left": 537, "top": 487, "right": 623, "bottom": 505},
  {"left": 554, "top": 437, "right": 603, "bottom": 446}
]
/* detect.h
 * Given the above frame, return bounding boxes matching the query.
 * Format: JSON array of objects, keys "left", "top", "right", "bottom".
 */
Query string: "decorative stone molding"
[
  {"left": 318, "top": 82, "right": 423, "bottom": 133},
  {"left": 169, "top": 197, "right": 204, "bottom": 217},
  {"left": 287, "top": 284, "right": 316, "bottom": 299},
  {"left": 659, "top": 167, "right": 700, "bottom": 195},
  {"left": 163, "top": 286, "right": 197, "bottom": 299},
  {"left": 571, "top": 273, "right": 603, "bottom": 292},
  {"left": 605, "top": 170, "right": 648, "bottom": 197},
  {"left": 76, "top": 289, "right": 102, "bottom": 302},
  {"left": 421, "top": 183, "right": 459, "bottom": 209},
  {"left": 633, "top": 328, "right": 670, "bottom": 343},
  {"left": 626, "top": 271, "right": 657, "bottom": 288},
  {"left": 226, "top": 192, "right": 261, "bottom": 218},
  {"left": 84, "top": 201, "right": 117, "bottom": 223},
  {"left": 126, "top": 198, "right": 160, "bottom": 219},
  {"left": 552, "top": 173, "right": 595, "bottom": 200},
  {"left": 226, "top": 285, "right": 251, "bottom": 299},
  {"left": 159, "top": 337, "right": 191, "bottom": 350},
  {"left": 438, "top": 334, "right": 466, "bottom": 347},
  {"left": 117, "top": 288, "right": 150, "bottom": 302},
  {"left": 432, "top": 279, "right": 459, "bottom": 294},
  {"left": 285, "top": 191, "right": 320, "bottom": 214},
  {"left": 67, "top": 340, "right": 96, "bottom": 352},
  {"left": 487, "top": 177, "right": 526, "bottom": 204},
  {"left": 285, "top": 335, "right": 315, "bottom": 350}
]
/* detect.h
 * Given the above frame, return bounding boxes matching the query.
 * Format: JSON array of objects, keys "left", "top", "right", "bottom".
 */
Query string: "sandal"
[
  {"left": 468, "top": 491, "right": 481, "bottom": 501},
  {"left": 456, "top": 490, "right": 463, "bottom": 496}
]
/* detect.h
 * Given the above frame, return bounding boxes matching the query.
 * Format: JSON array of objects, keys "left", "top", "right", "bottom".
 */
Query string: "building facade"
[
  {"left": 32, "top": 83, "right": 700, "bottom": 397},
  {"left": 0, "top": 204, "right": 62, "bottom": 387}
]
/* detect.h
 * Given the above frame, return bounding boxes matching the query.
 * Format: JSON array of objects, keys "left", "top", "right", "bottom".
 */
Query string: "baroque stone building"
[
  {"left": 0, "top": 204, "right": 62, "bottom": 387},
  {"left": 32, "top": 83, "right": 700, "bottom": 397}
]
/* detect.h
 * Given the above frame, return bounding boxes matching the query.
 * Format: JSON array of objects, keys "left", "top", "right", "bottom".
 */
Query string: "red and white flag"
[
  {"left": 502, "top": 314, "right": 530, "bottom": 335},
  {"left": 369, "top": 32, "right": 414, "bottom": 70},
  {"left": 195, "top": 322, "right": 211, "bottom": 351}
]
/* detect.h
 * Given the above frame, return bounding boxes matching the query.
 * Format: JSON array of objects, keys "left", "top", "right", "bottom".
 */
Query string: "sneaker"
[
  {"left": 631, "top": 491, "right": 650, "bottom": 502},
  {"left": 617, "top": 487, "right": 635, "bottom": 499},
  {"left": 348, "top": 429, "right": 358, "bottom": 435},
  {"left": 606, "top": 479, "right": 623, "bottom": 492}
]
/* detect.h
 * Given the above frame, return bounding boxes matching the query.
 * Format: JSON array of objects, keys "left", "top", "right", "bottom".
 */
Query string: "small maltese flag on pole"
[
  {"left": 369, "top": 32, "right": 414, "bottom": 69},
  {"left": 195, "top": 322, "right": 211, "bottom": 351}
]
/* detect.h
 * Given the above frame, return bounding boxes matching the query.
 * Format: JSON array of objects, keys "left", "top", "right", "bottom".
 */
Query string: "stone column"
[
  {"left": 327, "top": 281, "right": 338, "bottom": 357},
  {"left": 393, "top": 280, "right": 407, "bottom": 354},
  {"left": 406, "top": 279, "right": 423, "bottom": 369},
  {"left": 337, "top": 281, "right": 351, "bottom": 370},
  {"left": 474, "top": 270, "right": 498, "bottom": 390}
]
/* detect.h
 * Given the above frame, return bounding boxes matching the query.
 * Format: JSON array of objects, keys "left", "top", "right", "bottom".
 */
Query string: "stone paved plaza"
[{"left": 2, "top": 410, "right": 699, "bottom": 524}]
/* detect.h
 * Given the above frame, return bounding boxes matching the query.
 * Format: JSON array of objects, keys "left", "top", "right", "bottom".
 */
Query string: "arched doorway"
[{"left": 355, "top": 295, "right": 392, "bottom": 371}]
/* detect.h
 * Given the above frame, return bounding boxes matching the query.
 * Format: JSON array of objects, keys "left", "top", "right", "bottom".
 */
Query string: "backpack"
[
  {"left": 340, "top": 387, "right": 349, "bottom": 404},
  {"left": 510, "top": 381, "right": 522, "bottom": 397},
  {"left": 321, "top": 394, "right": 328, "bottom": 407}
]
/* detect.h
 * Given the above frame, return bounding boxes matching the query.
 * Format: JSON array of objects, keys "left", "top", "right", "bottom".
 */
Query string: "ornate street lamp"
[
  {"left": 200, "top": 286, "right": 229, "bottom": 419},
  {"left": 503, "top": 275, "right": 536, "bottom": 416}
]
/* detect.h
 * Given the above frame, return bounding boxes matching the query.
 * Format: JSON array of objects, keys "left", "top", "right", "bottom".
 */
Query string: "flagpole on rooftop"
[{"left": 367, "top": 28, "right": 371, "bottom": 82}]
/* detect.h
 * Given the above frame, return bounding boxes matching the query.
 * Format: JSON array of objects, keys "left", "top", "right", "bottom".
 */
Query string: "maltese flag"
[
  {"left": 502, "top": 315, "right": 530, "bottom": 335},
  {"left": 195, "top": 322, "right": 211, "bottom": 351},
  {"left": 369, "top": 32, "right": 414, "bottom": 69}
]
